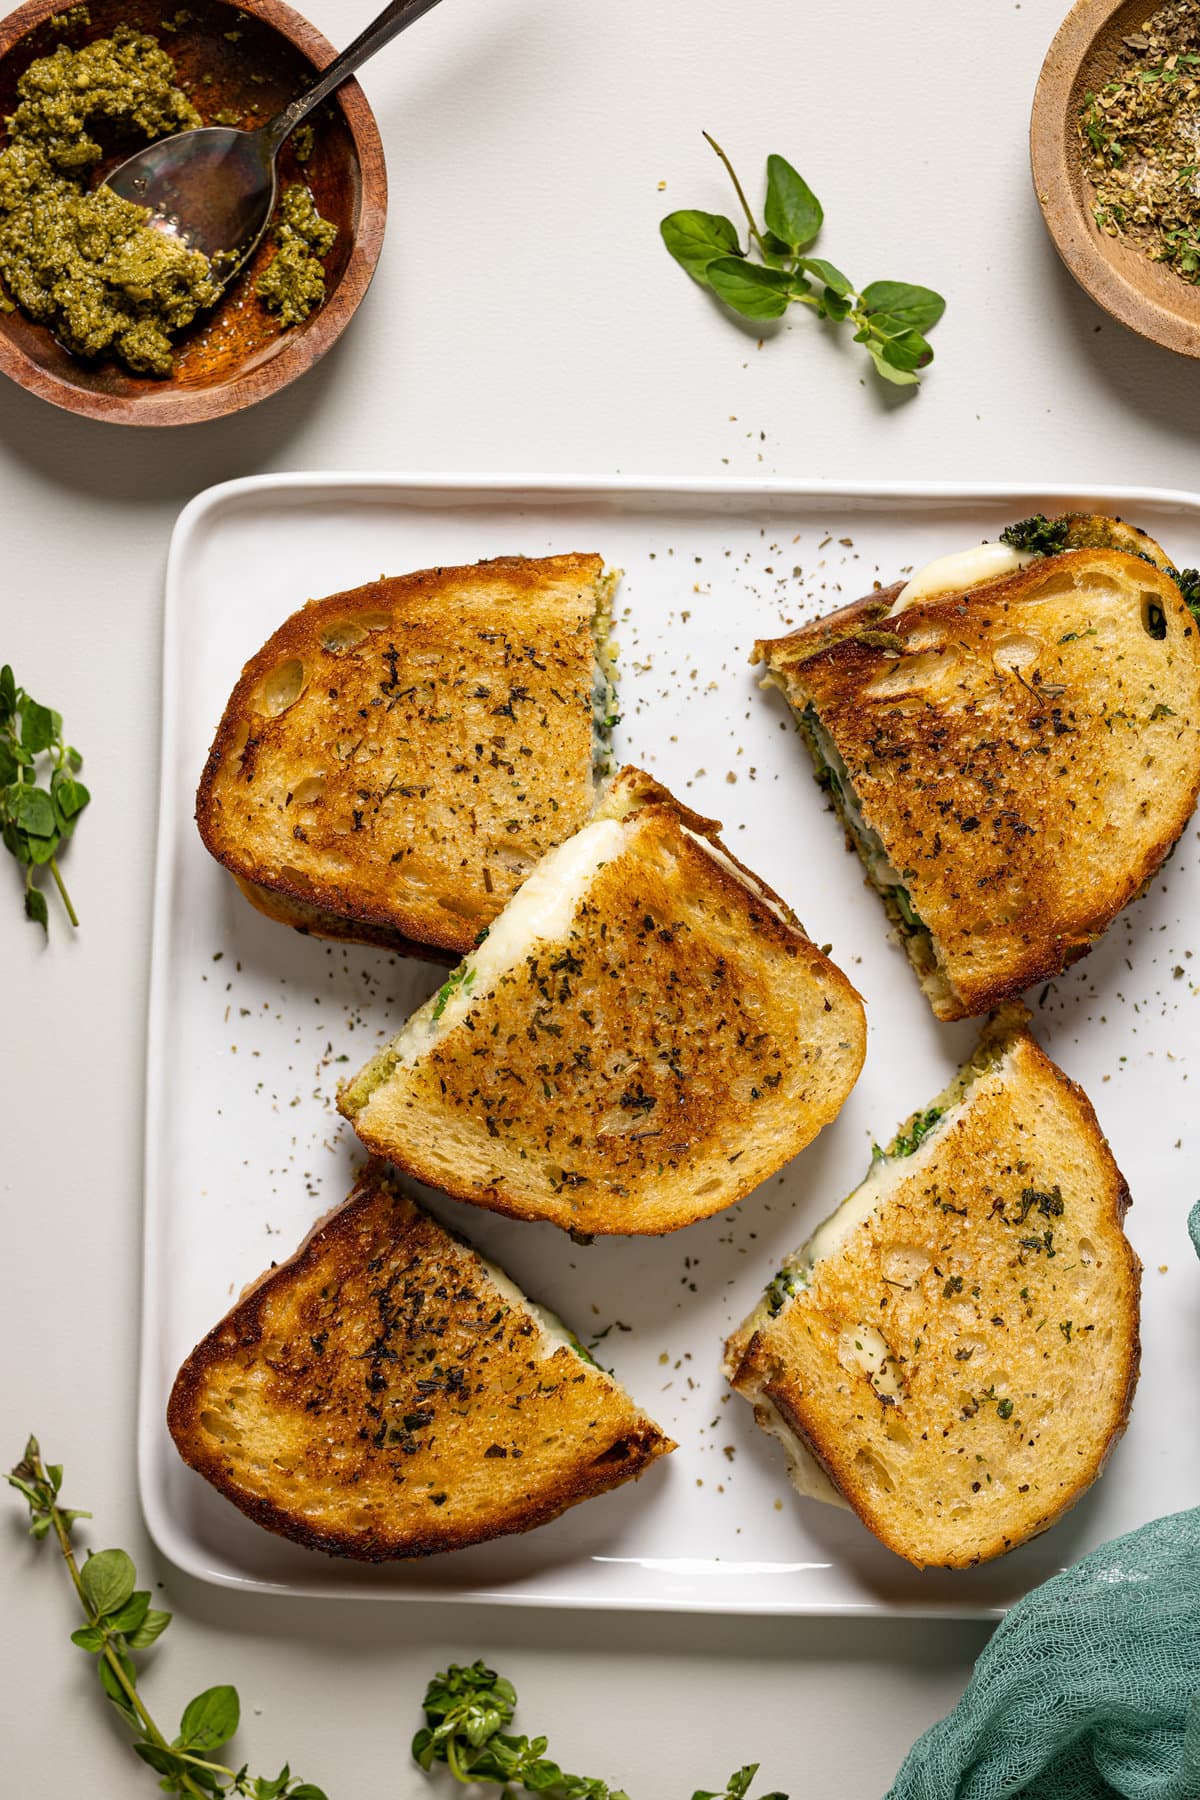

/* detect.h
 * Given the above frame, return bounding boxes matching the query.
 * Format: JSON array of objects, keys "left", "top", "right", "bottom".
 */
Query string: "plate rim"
[{"left": 142, "top": 471, "right": 1200, "bottom": 1612}]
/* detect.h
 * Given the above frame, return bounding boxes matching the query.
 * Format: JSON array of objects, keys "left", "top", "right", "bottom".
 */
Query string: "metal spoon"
[{"left": 106, "top": 0, "right": 444, "bottom": 274}]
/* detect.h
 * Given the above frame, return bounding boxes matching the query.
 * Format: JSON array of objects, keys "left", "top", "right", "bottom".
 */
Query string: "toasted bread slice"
[
  {"left": 338, "top": 767, "right": 866, "bottom": 1236},
  {"left": 196, "top": 554, "right": 619, "bottom": 958},
  {"left": 168, "top": 1163, "right": 673, "bottom": 1561},
  {"left": 725, "top": 1009, "right": 1141, "bottom": 1569},
  {"left": 755, "top": 532, "right": 1200, "bottom": 1019}
]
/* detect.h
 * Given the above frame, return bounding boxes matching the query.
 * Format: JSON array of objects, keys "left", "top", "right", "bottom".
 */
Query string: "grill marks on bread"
[
  {"left": 756, "top": 550, "right": 1200, "bottom": 1017},
  {"left": 340, "top": 770, "right": 866, "bottom": 1235},
  {"left": 726, "top": 1023, "right": 1140, "bottom": 1568},
  {"left": 167, "top": 1165, "right": 673, "bottom": 1561},
  {"left": 196, "top": 555, "right": 608, "bottom": 957}
]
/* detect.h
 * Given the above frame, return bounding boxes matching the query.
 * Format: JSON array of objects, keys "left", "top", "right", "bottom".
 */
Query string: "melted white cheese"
[
  {"left": 477, "top": 1254, "right": 588, "bottom": 1360},
  {"left": 840, "top": 1323, "right": 906, "bottom": 1400},
  {"left": 397, "top": 816, "right": 628, "bottom": 1060},
  {"left": 750, "top": 1393, "right": 849, "bottom": 1509},
  {"left": 681, "top": 828, "right": 794, "bottom": 928},
  {"left": 889, "top": 541, "right": 1033, "bottom": 614},
  {"left": 798, "top": 1156, "right": 897, "bottom": 1271}
]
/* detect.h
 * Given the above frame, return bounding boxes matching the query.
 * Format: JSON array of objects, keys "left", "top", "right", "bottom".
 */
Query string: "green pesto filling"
[
  {"left": 873, "top": 1031, "right": 1008, "bottom": 1166},
  {"left": 885, "top": 1105, "right": 945, "bottom": 1159},
  {"left": 591, "top": 572, "right": 621, "bottom": 780},
  {"left": 764, "top": 1260, "right": 810, "bottom": 1317},
  {"left": 797, "top": 703, "right": 932, "bottom": 960},
  {"left": 339, "top": 1042, "right": 400, "bottom": 1116}
]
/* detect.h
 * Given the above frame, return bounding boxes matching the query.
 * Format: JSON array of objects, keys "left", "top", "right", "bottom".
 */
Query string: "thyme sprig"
[
  {"left": 6, "top": 1438, "right": 327, "bottom": 1800},
  {"left": 661, "top": 135, "right": 945, "bottom": 386},
  {"left": 0, "top": 663, "right": 89, "bottom": 931},
  {"left": 413, "top": 1661, "right": 787, "bottom": 1799}
]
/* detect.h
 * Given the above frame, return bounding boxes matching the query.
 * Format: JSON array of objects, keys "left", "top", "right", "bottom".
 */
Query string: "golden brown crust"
[
  {"left": 167, "top": 1163, "right": 673, "bottom": 1561},
  {"left": 230, "top": 874, "right": 458, "bottom": 964},
  {"left": 196, "top": 555, "right": 609, "bottom": 957},
  {"left": 752, "top": 581, "right": 905, "bottom": 668},
  {"left": 340, "top": 768, "right": 866, "bottom": 1235},
  {"left": 755, "top": 551, "right": 1200, "bottom": 1018},
  {"left": 727, "top": 1027, "right": 1141, "bottom": 1568}
]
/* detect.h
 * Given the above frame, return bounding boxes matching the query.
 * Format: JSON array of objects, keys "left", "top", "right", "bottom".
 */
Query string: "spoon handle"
[{"left": 266, "top": 0, "right": 446, "bottom": 148}]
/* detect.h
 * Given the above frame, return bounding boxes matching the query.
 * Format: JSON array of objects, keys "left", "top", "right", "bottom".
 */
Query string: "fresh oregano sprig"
[
  {"left": 0, "top": 664, "right": 90, "bottom": 931},
  {"left": 661, "top": 134, "right": 945, "bottom": 387},
  {"left": 6, "top": 1437, "right": 327, "bottom": 1800},
  {"left": 413, "top": 1661, "right": 786, "bottom": 1799}
]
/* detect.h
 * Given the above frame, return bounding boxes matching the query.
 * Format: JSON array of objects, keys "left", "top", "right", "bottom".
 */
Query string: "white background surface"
[{"left": 4, "top": 1, "right": 1200, "bottom": 1794}]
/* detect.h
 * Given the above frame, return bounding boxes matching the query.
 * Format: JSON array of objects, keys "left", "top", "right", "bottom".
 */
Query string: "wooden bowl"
[
  {"left": 0, "top": 0, "right": 386, "bottom": 424},
  {"left": 1032, "top": 0, "right": 1200, "bottom": 357}
]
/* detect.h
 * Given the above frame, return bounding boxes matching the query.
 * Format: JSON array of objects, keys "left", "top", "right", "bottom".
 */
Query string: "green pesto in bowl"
[{"left": 0, "top": 20, "right": 336, "bottom": 377}]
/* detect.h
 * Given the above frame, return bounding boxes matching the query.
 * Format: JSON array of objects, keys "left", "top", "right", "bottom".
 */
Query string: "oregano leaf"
[
  {"left": 859, "top": 280, "right": 945, "bottom": 333},
  {"left": 660, "top": 210, "right": 741, "bottom": 281},
  {"left": 133, "top": 1741, "right": 190, "bottom": 1778},
  {"left": 80, "top": 1548, "right": 136, "bottom": 1619},
  {"left": 109, "top": 1589, "right": 151, "bottom": 1635},
  {"left": 126, "top": 1607, "right": 172, "bottom": 1650},
  {"left": 798, "top": 256, "right": 852, "bottom": 296},
  {"left": 763, "top": 155, "right": 823, "bottom": 249},
  {"left": 19, "top": 698, "right": 55, "bottom": 755},
  {"left": 0, "top": 670, "right": 89, "bottom": 929},
  {"left": 865, "top": 341, "right": 920, "bottom": 385},
  {"left": 873, "top": 327, "right": 933, "bottom": 373},
  {"left": 705, "top": 257, "right": 792, "bottom": 320},
  {"left": 178, "top": 1683, "right": 240, "bottom": 1752},
  {"left": 97, "top": 1653, "right": 139, "bottom": 1721}
]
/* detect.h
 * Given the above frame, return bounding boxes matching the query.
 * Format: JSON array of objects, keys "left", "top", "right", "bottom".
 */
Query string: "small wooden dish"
[
  {"left": 1032, "top": 0, "right": 1200, "bottom": 357},
  {"left": 0, "top": 0, "right": 386, "bottom": 424}
]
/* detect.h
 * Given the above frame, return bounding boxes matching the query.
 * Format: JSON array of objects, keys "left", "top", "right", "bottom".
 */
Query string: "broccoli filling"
[
  {"left": 764, "top": 1261, "right": 809, "bottom": 1317},
  {"left": 872, "top": 1032, "right": 1008, "bottom": 1167},
  {"left": 1001, "top": 513, "right": 1200, "bottom": 623},
  {"left": 591, "top": 573, "right": 621, "bottom": 781},
  {"left": 885, "top": 1105, "right": 944, "bottom": 1159}
]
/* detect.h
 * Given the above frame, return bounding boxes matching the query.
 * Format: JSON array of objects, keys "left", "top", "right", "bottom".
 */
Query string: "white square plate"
[{"left": 141, "top": 475, "right": 1200, "bottom": 1613}]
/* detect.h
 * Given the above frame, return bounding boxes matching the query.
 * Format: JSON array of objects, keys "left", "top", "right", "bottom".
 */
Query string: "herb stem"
[
  {"left": 23, "top": 1440, "right": 215, "bottom": 1800},
  {"left": 702, "top": 130, "right": 768, "bottom": 256},
  {"left": 47, "top": 857, "right": 79, "bottom": 928}
]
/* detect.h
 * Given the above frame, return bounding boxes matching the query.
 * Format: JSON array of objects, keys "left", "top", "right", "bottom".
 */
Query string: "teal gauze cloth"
[{"left": 885, "top": 1200, "right": 1200, "bottom": 1800}]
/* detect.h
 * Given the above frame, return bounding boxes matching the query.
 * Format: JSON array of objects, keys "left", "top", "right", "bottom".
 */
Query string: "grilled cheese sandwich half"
[
  {"left": 168, "top": 1163, "right": 674, "bottom": 1561},
  {"left": 197, "top": 554, "right": 621, "bottom": 960},
  {"left": 725, "top": 1008, "right": 1141, "bottom": 1569},
  {"left": 339, "top": 767, "right": 867, "bottom": 1236},
  {"left": 754, "top": 513, "right": 1200, "bottom": 1018}
]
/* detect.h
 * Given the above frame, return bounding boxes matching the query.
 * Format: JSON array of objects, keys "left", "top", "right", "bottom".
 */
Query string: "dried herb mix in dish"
[
  {"left": 0, "top": 25, "right": 339, "bottom": 376},
  {"left": 1079, "top": 1, "right": 1200, "bottom": 284}
]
